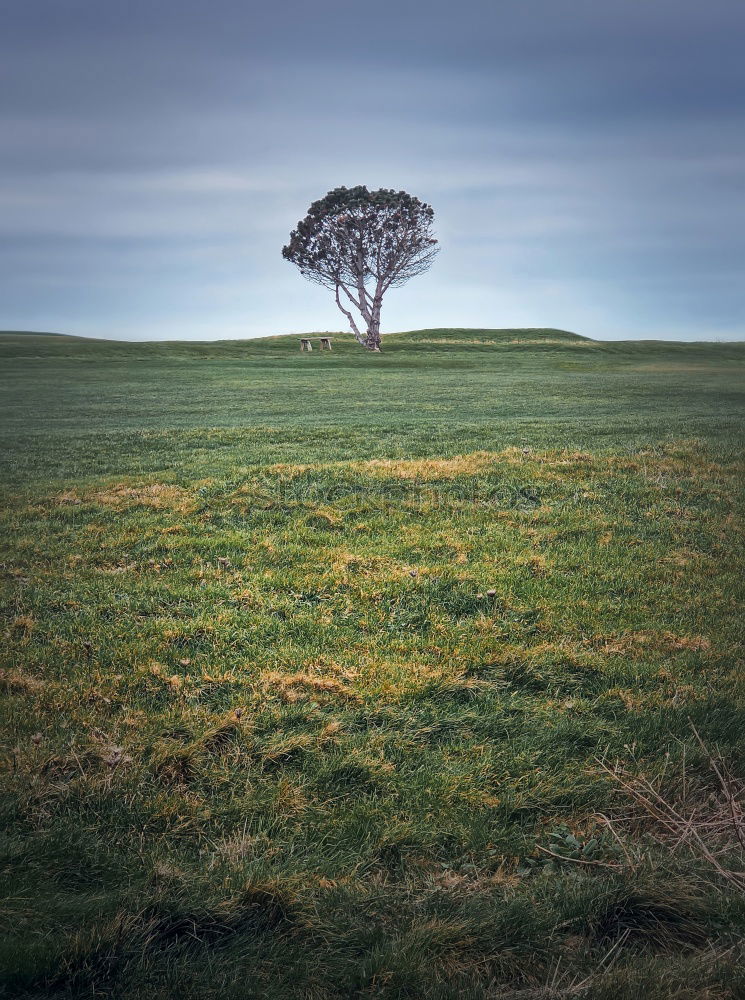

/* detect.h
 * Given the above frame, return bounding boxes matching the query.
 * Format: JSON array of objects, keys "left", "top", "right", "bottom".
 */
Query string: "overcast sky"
[{"left": 2, "top": 0, "right": 744, "bottom": 341}]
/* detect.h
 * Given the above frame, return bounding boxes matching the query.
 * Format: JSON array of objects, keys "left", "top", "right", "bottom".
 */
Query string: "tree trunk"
[
  {"left": 334, "top": 281, "right": 383, "bottom": 351},
  {"left": 365, "top": 297, "right": 382, "bottom": 351}
]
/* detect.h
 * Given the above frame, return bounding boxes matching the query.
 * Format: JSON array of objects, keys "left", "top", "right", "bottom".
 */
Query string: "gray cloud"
[{"left": 1, "top": 0, "right": 743, "bottom": 340}]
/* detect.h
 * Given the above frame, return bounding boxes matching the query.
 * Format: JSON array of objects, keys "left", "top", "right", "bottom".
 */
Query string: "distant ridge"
[
  {"left": 0, "top": 329, "right": 742, "bottom": 360},
  {"left": 0, "top": 327, "right": 589, "bottom": 343},
  {"left": 0, "top": 329, "right": 71, "bottom": 336}
]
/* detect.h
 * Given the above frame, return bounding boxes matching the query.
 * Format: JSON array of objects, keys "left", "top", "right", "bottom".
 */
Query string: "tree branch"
[
  {"left": 338, "top": 282, "right": 362, "bottom": 312},
  {"left": 334, "top": 284, "right": 367, "bottom": 344}
]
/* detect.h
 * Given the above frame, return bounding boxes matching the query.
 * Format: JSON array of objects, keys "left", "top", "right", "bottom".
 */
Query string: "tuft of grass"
[{"left": 591, "top": 884, "right": 712, "bottom": 952}]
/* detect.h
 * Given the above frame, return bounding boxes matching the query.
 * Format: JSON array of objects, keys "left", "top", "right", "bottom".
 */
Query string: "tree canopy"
[{"left": 282, "top": 186, "right": 438, "bottom": 351}]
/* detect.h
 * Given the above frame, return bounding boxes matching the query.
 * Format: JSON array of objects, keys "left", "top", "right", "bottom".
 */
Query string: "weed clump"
[
  {"left": 592, "top": 886, "right": 711, "bottom": 952},
  {"left": 144, "top": 882, "right": 296, "bottom": 949}
]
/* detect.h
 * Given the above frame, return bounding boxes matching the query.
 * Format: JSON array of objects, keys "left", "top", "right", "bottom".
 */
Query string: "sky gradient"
[{"left": 3, "top": 0, "right": 744, "bottom": 341}]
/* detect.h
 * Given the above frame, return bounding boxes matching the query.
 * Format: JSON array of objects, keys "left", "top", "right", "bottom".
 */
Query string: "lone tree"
[{"left": 282, "top": 186, "right": 438, "bottom": 351}]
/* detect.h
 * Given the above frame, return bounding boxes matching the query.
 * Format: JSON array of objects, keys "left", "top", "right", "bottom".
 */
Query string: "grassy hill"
[
  {"left": 2, "top": 325, "right": 743, "bottom": 359},
  {"left": 1, "top": 329, "right": 744, "bottom": 998}
]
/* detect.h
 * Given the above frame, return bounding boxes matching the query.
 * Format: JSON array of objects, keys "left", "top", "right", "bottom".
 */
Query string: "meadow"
[{"left": 1, "top": 328, "right": 744, "bottom": 998}]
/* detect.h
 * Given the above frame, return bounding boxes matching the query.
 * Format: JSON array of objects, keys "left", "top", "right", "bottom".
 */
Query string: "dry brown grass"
[
  {"left": 595, "top": 632, "right": 713, "bottom": 656},
  {"left": 598, "top": 727, "right": 745, "bottom": 892},
  {"left": 261, "top": 670, "right": 360, "bottom": 704},
  {"left": 58, "top": 481, "right": 195, "bottom": 512},
  {"left": 0, "top": 668, "right": 45, "bottom": 693}
]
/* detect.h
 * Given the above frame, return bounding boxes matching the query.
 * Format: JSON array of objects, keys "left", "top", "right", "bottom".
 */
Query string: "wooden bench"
[{"left": 300, "top": 337, "right": 332, "bottom": 352}]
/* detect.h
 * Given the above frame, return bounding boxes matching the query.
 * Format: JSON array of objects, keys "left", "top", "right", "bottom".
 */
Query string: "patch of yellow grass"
[
  {"left": 61, "top": 482, "right": 194, "bottom": 512},
  {"left": 595, "top": 632, "right": 712, "bottom": 656},
  {"left": 11, "top": 614, "right": 36, "bottom": 635},
  {"left": 662, "top": 549, "right": 707, "bottom": 568},
  {"left": 305, "top": 507, "right": 343, "bottom": 528},
  {"left": 98, "top": 562, "right": 138, "bottom": 574},
  {"left": 354, "top": 452, "right": 498, "bottom": 480},
  {"left": 354, "top": 658, "right": 444, "bottom": 699},
  {"left": 272, "top": 777, "right": 309, "bottom": 818},
  {"left": 631, "top": 441, "right": 744, "bottom": 483},
  {"left": 260, "top": 443, "right": 738, "bottom": 488},
  {"left": 262, "top": 671, "right": 360, "bottom": 704},
  {"left": 330, "top": 551, "right": 402, "bottom": 580},
  {"left": 520, "top": 554, "right": 550, "bottom": 577},
  {"left": 261, "top": 732, "right": 316, "bottom": 763},
  {"left": 0, "top": 668, "right": 45, "bottom": 693},
  {"left": 264, "top": 452, "right": 503, "bottom": 481}
]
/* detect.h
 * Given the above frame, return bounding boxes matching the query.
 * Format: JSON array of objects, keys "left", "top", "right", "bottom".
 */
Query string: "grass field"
[{"left": 1, "top": 328, "right": 744, "bottom": 998}]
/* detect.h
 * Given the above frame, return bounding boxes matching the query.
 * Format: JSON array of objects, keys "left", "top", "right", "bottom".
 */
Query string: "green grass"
[{"left": 1, "top": 328, "right": 744, "bottom": 998}]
